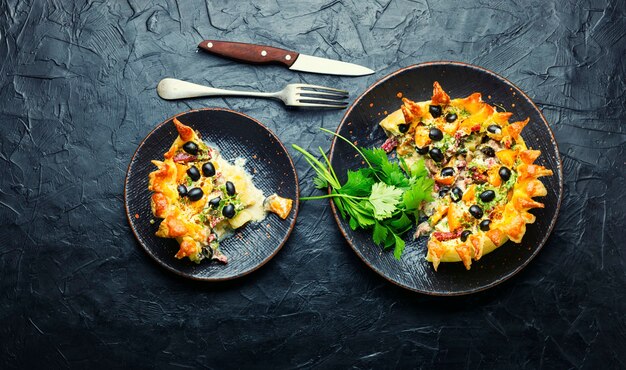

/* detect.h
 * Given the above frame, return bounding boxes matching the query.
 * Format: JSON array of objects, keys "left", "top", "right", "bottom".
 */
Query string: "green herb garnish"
[
  {"left": 292, "top": 128, "right": 434, "bottom": 259},
  {"left": 432, "top": 133, "right": 455, "bottom": 152},
  {"left": 198, "top": 213, "right": 207, "bottom": 223}
]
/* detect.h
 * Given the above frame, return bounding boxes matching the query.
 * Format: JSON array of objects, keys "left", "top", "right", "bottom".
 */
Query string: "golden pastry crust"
[
  {"left": 379, "top": 82, "right": 552, "bottom": 270},
  {"left": 264, "top": 194, "right": 294, "bottom": 220}
]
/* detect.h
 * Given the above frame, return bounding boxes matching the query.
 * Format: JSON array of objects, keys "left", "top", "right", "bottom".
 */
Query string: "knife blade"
[{"left": 198, "top": 40, "right": 374, "bottom": 77}]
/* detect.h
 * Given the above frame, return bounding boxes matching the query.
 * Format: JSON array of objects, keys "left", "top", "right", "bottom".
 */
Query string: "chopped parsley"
[{"left": 432, "top": 133, "right": 455, "bottom": 152}]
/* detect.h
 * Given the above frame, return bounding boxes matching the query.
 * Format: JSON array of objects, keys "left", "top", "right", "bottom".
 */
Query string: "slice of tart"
[{"left": 148, "top": 118, "right": 293, "bottom": 263}]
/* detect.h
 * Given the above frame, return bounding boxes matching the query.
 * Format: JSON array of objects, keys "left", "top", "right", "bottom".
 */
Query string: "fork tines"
[{"left": 295, "top": 84, "right": 349, "bottom": 108}]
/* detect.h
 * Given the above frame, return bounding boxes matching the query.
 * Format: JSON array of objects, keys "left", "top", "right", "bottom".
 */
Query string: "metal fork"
[{"left": 157, "top": 78, "right": 349, "bottom": 109}]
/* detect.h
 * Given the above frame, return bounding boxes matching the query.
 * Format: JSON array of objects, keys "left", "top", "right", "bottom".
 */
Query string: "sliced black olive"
[
  {"left": 398, "top": 123, "right": 408, "bottom": 133},
  {"left": 479, "top": 219, "right": 491, "bottom": 231},
  {"left": 481, "top": 135, "right": 490, "bottom": 143},
  {"left": 416, "top": 146, "right": 430, "bottom": 155},
  {"left": 222, "top": 204, "right": 236, "bottom": 219},
  {"left": 418, "top": 215, "right": 429, "bottom": 224},
  {"left": 177, "top": 185, "right": 188, "bottom": 197},
  {"left": 499, "top": 166, "right": 512, "bottom": 181},
  {"left": 187, "top": 166, "right": 201, "bottom": 181},
  {"left": 429, "top": 127, "right": 444, "bottom": 141},
  {"left": 481, "top": 146, "right": 495, "bottom": 157},
  {"left": 469, "top": 205, "right": 483, "bottom": 219},
  {"left": 440, "top": 167, "right": 455, "bottom": 177},
  {"left": 187, "top": 187, "right": 203, "bottom": 202},
  {"left": 479, "top": 190, "right": 496, "bottom": 202},
  {"left": 202, "top": 162, "right": 216, "bottom": 177},
  {"left": 450, "top": 187, "right": 463, "bottom": 202},
  {"left": 445, "top": 113, "right": 457, "bottom": 123},
  {"left": 460, "top": 230, "right": 471, "bottom": 242},
  {"left": 487, "top": 124, "right": 502, "bottom": 134},
  {"left": 225, "top": 181, "right": 236, "bottom": 196},
  {"left": 209, "top": 196, "right": 221, "bottom": 209},
  {"left": 438, "top": 186, "right": 450, "bottom": 198},
  {"left": 429, "top": 105, "right": 442, "bottom": 118},
  {"left": 182, "top": 141, "right": 199, "bottom": 155},
  {"left": 429, "top": 147, "right": 444, "bottom": 162}
]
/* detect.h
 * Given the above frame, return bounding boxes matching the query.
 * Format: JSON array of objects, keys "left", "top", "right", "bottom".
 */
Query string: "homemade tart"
[{"left": 379, "top": 82, "right": 552, "bottom": 270}]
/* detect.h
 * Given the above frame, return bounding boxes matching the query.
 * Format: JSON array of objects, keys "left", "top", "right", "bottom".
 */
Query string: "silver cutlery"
[{"left": 157, "top": 78, "right": 349, "bottom": 109}]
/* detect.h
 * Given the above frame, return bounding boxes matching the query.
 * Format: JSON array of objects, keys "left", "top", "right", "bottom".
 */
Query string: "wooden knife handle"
[{"left": 198, "top": 40, "right": 298, "bottom": 67}]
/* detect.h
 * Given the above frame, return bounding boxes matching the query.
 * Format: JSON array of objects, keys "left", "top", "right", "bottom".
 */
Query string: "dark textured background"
[{"left": 1, "top": 0, "right": 624, "bottom": 368}]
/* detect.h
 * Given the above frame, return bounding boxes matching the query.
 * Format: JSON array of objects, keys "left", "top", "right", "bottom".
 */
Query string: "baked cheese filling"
[{"left": 379, "top": 82, "right": 552, "bottom": 270}]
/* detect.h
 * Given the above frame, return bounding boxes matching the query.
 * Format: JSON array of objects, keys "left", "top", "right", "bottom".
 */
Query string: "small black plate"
[
  {"left": 329, "top": 62, "right": 563, "bottom": 295},
  {"left": 124, "top": 108, "right": 299, "bottom": 281}
]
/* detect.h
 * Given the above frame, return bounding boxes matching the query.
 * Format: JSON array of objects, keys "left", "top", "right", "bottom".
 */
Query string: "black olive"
[
  {"left": 177, "top": 185, "right": 188, "bottom": 197},
  {"left": 450, "top": 187, "right": 463, "bottom": 202},
  {"left": 499, "top": 166, "right": 511, "bottom": 181},
  {"left": 481, "top": 146, "right": 495, "bottom": 157},
  {"left": 438, "top": 186, "right": 450, "bottom": 197},
  {"left": 416, "top": 146, "right": 430, "bottom": 155},
  {"left": 429, "top": 127, "right": 444, "bottom": 141},
  {"left": 418, "top": 215, "right": 429, "bottom": 224},
  {"left": 222, "top": 204, "right": 236, "bottom": 219},
  {"left": 202, "top": 162, "right": 216, "bottom": 177},
  {"left": 225, "top": 181, "right": 236, "bottom": 196},
  {"left": 440, "top": 167, "right": 455, "bottom": 177},
  {"left": 445, "top": 113, "right": 457, "bottom": 123},
  {"left": 480, "top": 219, "right": 491, "bottom": 231},
  {"left": 182, "top": 141, "right": 199, "bottom": 155},
  {"left": 479, "top": 190, "right": 496, "bottom": 202},
  {"left": 460, "top": 230, "right": 471, "bottom": 242},
  {"left": 487, "top": 124, "right": 502, "bottom": 134},
  {"left": 469, "top": 205, "right": 483, "bottom": 219},
  {"left": 209, "top": 196, "right": 221, "bottom": 209},
  {"left": 429, "top": 147, "right": 444, "bottom": 162},
  {"left": 187, "top": 166, "right": 201, "bottom": 181},
  {"left": 481, "top": 135, "right": 490, "bottom": 143},
  {"left": 187, "top": 187, "right": 203, "bottom": 202},
  {"left": 398, "top": 123, "right": 408, "bottom": 133},
  {"left": 429, "top": 105, "right": 442, "bottom": 118}
]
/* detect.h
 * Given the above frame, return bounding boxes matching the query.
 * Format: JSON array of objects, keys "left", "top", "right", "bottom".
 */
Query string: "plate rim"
[
  {"left": 328, "top": 61, "right": 564, "bottom": 295},
  {"left": 124, "top": 107, "right": 300, "bottom": 281}
]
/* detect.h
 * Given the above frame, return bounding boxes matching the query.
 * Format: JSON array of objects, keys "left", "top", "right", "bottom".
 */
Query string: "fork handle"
[
  {"left": 157, "top": 78, "right": 277, "bottom": 100},
  {"left": 198, "top": 40, "right": 298, "bottom": 67}
]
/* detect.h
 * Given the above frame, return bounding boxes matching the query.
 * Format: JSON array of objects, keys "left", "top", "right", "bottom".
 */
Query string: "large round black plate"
[
  {"left": 125, "top": 108, "right": 299, "bottom": 281},
  {"left": 330, "top": 62, "right": 563, "bottom": 295}
]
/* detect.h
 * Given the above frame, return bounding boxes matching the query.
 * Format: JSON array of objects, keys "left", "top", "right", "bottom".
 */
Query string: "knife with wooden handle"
[{"left": 198, "top": 40, "right": 374, "bottom": 77}]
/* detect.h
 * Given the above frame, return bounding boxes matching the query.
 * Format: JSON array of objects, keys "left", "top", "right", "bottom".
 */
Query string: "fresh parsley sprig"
[{"left": 293, "top": 129, "right": 434, "bottom": 259}]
